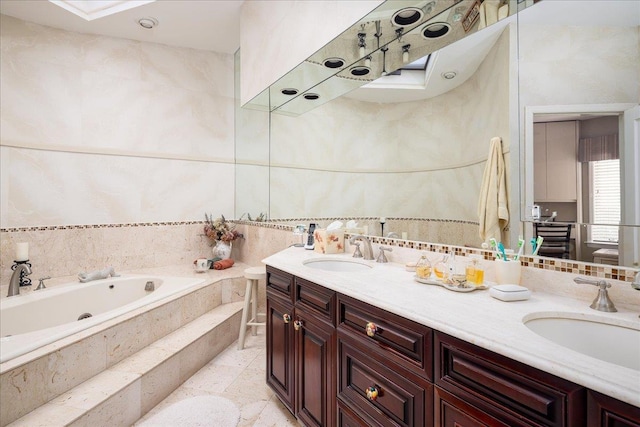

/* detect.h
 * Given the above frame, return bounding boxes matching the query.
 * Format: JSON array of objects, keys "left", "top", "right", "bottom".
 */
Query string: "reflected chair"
[{"left": 534, "top": 222, "right": 572, "bottom": 259}]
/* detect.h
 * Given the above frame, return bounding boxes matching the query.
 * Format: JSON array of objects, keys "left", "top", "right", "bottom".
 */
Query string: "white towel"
[{"left": 478, "top": 137, "right": 509, "bottom": 243}]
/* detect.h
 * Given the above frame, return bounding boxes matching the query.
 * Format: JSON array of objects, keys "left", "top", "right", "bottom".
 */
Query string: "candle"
[
  {"left": 16, "top": 242, "right": 29, "bottom": 261},
  {"left": 362, "top": 225, "right": 369, "bottom": 235},
  {"left": 380, "top": 217, "right": 386, "bottom": 223}
]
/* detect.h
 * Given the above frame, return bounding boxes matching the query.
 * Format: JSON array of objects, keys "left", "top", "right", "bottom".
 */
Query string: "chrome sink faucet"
[
  {"left": 350, "top": 234, "right": 374, "bottom": 260},
  {"left": 8, "top": 263, "right": 32, "bottom": 297},
  {"left": 573, "top": 277, "right": 617, "bottom": 312},
  {"left": 632, "top": 271, "right": 640, "bottom": 291}
]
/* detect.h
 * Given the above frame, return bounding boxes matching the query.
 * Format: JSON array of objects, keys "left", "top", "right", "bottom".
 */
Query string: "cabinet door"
[
  {"left": 266, "top": 294, "right": 295, "bottom": 413},
  {"left": 295, "top": 306, "right": 337, "bottom": 427},
  {"left": 534, "top": 122, "right": 548, "bottom": 201},
  {"left": 434, "top": 387, "right": 509, "bottom": 427},
  {"left": 545, "top": 121, "right": 578, "bottom": 201},
  {"left": 587, "top": 391, "right": 640, "bottom": 427}
]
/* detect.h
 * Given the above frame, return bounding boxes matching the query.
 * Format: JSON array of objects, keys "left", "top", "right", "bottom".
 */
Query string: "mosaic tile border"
[
  {"left": 236, "top": 219, "right": 639, "bottom": 283},
  {"left": 0, "top": 221, "right": 204, "bottom": 233}
]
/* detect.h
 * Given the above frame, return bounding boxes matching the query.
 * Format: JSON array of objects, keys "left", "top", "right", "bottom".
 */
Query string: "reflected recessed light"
[
  {"left": 281, "top": 88, "right": 299, "bottom": 96},
  {"left": 350, "top": 66, "right": 370, "bottom": 77},
  {"left": 49, "top": 0, "right": 157, "bottom": 21},
  {"left": 421, "top": 22, "right": 451, "bottom": 39},
  {"left": 137, "top": 17, "right": 158, "bottom": 29},
  {"left": 323, "top": 57, "right": 345, "bottom": 69},
  {"left": 441, "top": 71, "right": 457, "bottom": 80},
  {"left": 303, "top": 93, "right": 320, "bottom": 100},
  {"left": 391, "top": 7, "right": 424, "bottom": 27}
]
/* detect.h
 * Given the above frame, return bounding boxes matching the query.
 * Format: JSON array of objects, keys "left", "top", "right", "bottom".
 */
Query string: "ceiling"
[{"left": 0, "top": 0, "right": 244, "bottom": 54}]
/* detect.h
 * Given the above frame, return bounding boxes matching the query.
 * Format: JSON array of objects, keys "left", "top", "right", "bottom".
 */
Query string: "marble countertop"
[{"left": 263, "top": 246, "right": 640, "bottom": 407}]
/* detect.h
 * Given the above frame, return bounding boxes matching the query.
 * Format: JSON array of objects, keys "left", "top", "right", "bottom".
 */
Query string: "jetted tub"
[{"left": 0, "top": 274, "right": 205, "bottom": 363}]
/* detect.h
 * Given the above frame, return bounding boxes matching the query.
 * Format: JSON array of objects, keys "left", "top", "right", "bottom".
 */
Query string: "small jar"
[
  {"left": 415, "top": 255, "right": 432, "bottom": 279},
  {"left": 465, "top": 255, "right": 485, "bottom": 286}
]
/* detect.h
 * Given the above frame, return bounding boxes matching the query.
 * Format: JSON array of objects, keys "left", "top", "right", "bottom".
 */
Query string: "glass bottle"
[
  {"left": 465, "top": 255, "right": 484, "bottom": 286},
  {"left": 415, "top": 254, "right": 432, "bottom": 279},
  {"left": 434, "top": 255, "right": 448, "bottom": 279}
]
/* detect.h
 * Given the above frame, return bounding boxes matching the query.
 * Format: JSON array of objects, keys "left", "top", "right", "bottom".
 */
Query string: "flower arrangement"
[{"left": 204, "top": 214, "right": 243, "bottom": 244}]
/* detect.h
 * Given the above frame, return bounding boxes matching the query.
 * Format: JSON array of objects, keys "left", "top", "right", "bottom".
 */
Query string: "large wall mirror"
[{"left": 236, "top": 0, "right": 639, "bottom": 268}]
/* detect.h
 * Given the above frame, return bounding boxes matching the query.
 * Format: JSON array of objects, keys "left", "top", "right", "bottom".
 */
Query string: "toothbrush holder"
[{"left": 494, "top": 259, "right": 522, "bottom": 285}]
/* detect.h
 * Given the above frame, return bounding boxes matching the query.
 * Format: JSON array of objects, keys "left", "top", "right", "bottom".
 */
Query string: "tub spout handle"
[{"left": 36, "top": 276, "right": 51, "bottom": 290}]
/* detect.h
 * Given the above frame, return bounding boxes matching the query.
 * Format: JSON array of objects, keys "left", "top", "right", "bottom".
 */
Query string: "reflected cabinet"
[{"left": 265, "top": 266, "right": 640, "bottom": 426}]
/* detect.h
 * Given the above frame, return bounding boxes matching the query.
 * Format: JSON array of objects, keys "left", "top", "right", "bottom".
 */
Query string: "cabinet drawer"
[
  {"left": 266, "top": 266, "right": 294, "bottom": 301},
  {"left": 435, "top": 332, "right": 585, "bottom": 427},
  {"left": 434, "top": 386, "right": 510, "bottom": 427},
  {"left": 295, "top": 277, "right": 336, "bottom": 324},
  {"left": 338, "top": 338, "right": 432, "bottom": 427},
  {"left": 338, "top": 294, "right": 432, "bottom": 380}
]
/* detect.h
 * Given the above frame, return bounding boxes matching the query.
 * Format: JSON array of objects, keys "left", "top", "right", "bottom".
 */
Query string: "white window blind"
[{"left": 590, "top": 159, "right": 620, "bottom": 242}]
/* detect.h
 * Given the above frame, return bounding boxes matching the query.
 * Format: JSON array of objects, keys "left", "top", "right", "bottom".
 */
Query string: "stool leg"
[
  {"left": 251, "top": 279, "right": 258, "bottom": 336},
  {"left": 238, "top": 279, "right": 252, "bottom": 350}
]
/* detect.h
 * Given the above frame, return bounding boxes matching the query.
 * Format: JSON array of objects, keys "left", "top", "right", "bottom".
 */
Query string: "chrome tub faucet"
[{"left": 8, "top": 263, "right": 32, "bottom": 297}]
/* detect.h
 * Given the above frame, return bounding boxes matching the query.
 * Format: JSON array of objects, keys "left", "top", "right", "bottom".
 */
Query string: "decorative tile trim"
[
  {"left": 236, "top": 218, "right": 639, "bottom": 282},
  {"left": 0, "top": 221, "right": 204, "bottom": 233}
]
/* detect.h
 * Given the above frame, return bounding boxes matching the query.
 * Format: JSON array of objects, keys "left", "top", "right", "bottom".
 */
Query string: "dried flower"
[{"left": 204, "top": 214, "right": 243, "bottom": 244}]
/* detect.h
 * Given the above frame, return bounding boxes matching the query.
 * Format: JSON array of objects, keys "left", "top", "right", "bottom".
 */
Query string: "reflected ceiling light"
[
  {"left": 391, "top": 7, "right": 424, "bottom": 27},
  {"left": 281, "top": 88, "right": 299, "bottom": 95},
  {"left": 441, "top": 71, "right": 457, "bottom": 80},
  {"left": 137, "top": 17, "right": 158, "bottom": 29},
  {"left": 303, "top": 93, "right": 320, "bottom": 100},
  {"left": 421, "top": 22, "right": 452, "bottom": 39},
  {"left": 402, "top": 44, "right": 411, "bottom": 64},
  {"left": 380, "top": 47, "right": 388, "bottom": 76},
  {"left": 48, "top": 0, "right": 156, "bottom": 21},
  {"left": 323, "top": 57, "right": 345, "bottom": 69},
  {"left": 350, "top": 66, "right": 371, "bottom": 77}
]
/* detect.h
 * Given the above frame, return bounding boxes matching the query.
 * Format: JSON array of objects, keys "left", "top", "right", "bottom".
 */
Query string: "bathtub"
[{"left": 0, "top": 274, "right": 205, "bottom": 363}]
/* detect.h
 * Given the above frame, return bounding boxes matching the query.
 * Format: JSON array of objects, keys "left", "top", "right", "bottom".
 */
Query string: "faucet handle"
[
  {"left": 36, "top": 276, "right": 51, "bottom": 291},
  {"left": 574, "top": 277, "right": 617, "bottom": 312},
  {"left": 377, "top": 246, "right": 392, "bottom": 263},
  {"left": 352, "top": 242, "right": 363, "bottom": 258}
]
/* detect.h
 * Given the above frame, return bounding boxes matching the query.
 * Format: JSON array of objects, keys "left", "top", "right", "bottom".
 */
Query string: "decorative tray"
[{"left": 414, "top": 276, "right": 490, "bottom": 293}]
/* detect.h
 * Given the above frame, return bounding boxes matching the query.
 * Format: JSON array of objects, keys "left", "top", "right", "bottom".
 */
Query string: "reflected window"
[{"left": 589, "top": 159, "right": 620, "bottom": 243}]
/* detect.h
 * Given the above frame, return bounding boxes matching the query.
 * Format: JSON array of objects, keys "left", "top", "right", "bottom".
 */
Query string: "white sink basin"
[
  {"left": 524, "top": 313, "right": 640, "bottom": 371},
  {"left": 303, "top": 258, "right": 372, "bottom": 273}
]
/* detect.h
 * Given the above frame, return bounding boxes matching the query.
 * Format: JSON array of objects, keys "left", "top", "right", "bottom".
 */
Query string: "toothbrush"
[
  {"left": 532, "top": 236, "right": 544, "bottom": 256},
  {"left": 513, "top": 237, "right": 525, "bottom": 261},
  {"left": 489, "top": 238, "right": 501, "bottom": 260},
  {"left": 497, "top": 242, "right": 508, "bottom": 261},
  {"left": 530, "top": 237, "right": 537, "bottom": 255}
]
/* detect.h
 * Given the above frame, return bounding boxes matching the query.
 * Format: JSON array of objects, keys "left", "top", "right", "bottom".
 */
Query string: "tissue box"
[{"left": 314, "top": 229, "right": 345, "bottom": 254}]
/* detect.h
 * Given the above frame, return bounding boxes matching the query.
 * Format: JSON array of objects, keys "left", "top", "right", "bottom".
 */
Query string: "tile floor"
[{"left": 133, "top": 329, "right": 300, "bottom": 426}]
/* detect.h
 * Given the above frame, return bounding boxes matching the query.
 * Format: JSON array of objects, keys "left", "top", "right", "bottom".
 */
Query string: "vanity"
[{"left": 264, "top": 247, "right": 640, "bottom": 427}]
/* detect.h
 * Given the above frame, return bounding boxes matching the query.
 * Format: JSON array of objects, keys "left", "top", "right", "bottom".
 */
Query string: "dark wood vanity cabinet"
[
  {"left": 266, "top": 266, "right": 638, "bottom": 427},
  {"left": 266, "top": 267, "right": 337, "bottom": 427}
]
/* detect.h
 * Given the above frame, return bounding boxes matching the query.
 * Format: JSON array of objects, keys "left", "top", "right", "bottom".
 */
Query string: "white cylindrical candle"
[
  {"left": 401, "top": 232, "right": 408, "bottom": 240},
  {"left": 380, "top": 217, "right": 386, "bottom": 223},
  {"left": 16, "top": 242, "right": 29, "bottom": 261},
  {"left": 362, "top": 225, "right": 369, "bottom": 235}
]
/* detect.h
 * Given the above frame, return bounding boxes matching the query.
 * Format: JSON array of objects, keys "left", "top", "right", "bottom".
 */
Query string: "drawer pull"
[
  {"left": 294, "top": 319, "right": 303, "bottom": 331},
  {"left": 282, "top": 313, "right": 291, "bottom": 324},
  {"left": 365, "top": 322, "right": 378, "bottom": 337},
  {"left": 366, "top": 386, "right": 379, "bottom": 401}
]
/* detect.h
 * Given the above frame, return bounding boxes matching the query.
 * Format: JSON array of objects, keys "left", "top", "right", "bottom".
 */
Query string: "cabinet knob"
[
  {"left": 283, "top": 313, "right": 291, "bottom": 324},
  {"left": 293, "top": 319, "right": 303, "bottom": 331},
  {"left": 365, "top": 322, "right": 378, "bottom": 337},
  {"left": 366, "top": 386, "right": 379, "bottom": 401}
]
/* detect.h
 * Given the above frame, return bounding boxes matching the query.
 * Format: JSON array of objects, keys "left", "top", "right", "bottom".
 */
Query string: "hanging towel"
[{"left": 477, "top": 137, "right": 509, "bottom": 243}]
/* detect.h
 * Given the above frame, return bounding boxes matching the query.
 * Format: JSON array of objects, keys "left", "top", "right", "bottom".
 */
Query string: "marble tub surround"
[
  {"left": 0, "top": 263, "right": 252, "bottom": 426},
  {"left": 0, "top": 222, "right": 219, "bottom": 293},
  {"left": 263, "top": 246, "right": 640, "bottom": 407}
]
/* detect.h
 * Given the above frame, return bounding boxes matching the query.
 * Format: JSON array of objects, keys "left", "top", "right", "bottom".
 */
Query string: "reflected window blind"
[
  {"left": 590, "top": 159, "right": 620, "bottom": 242},
  {"left": 578, "top": 134, "right": 619, "bottom": 162}
]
